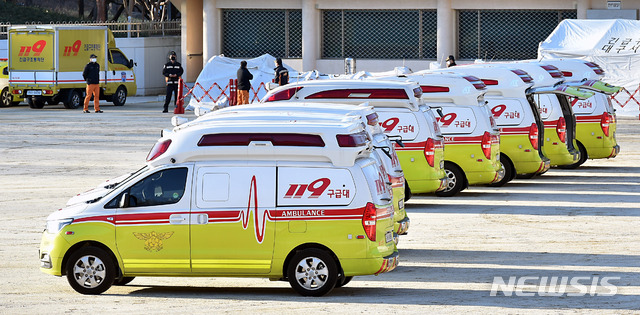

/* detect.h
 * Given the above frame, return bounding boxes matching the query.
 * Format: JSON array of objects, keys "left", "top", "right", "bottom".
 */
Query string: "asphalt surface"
[{"left": 0, "top": 99, "right": 638, "bottom": 313}]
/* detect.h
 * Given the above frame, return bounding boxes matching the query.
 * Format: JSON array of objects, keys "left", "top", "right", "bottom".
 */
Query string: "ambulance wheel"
[
  {"left": 404, "top": 183, "right": 412, "bottom": 202},
  {"left": 436, "top": 162, "right": 464, "bottom": 197},
  {"left": 287, "top": 248, "right": 338, "bottom": 296},
  {"left": 112, "top": 86, "right": 127, "bottom": 106},
  {"left": 113, "top": 276, "right": 135, "bottom": 286},
  {"left": 1, "top": 87, "right": 12, "bottom": 106},
  {"left": 28, "top": 96, "right": 45, "bottom": 109},
  {"left": 47, "top": 100, "right": 60, "bottom": 105},
  {"left": 335, "top": 275, "right": 353, "bottom": 288},
  {"left": 64, "top": 90, "right": 82, "bottom": 109},
  {"left": 516, "top": 173, "right": 536, "bottom": 179},
  {"left": 65, "top": 246, "right": 115, "bottom": 295},
  {"left": 558, "top": 142, "right": 588, "bottom": 169},
  {"left": 489, "top": 155, "right": 514, "bottom": 187}
]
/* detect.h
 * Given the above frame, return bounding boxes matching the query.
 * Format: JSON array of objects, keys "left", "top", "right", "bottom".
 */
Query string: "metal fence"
[
  {"left": 458, "top": 10, "right": 576, "bottom": 60},
  {"left": 322, "top": 10, "right": 437, "bottom": 59},
  {"left": 222, "top": 9, "right": 302, "bottom": 58},
  {"left": 0, "top": 20, "right": 181, "bottom": 39}
]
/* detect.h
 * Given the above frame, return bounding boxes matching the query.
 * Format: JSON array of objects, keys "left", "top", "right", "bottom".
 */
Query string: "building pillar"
[
  {"left": 203, "top": 0, "right": 220, "bottom": 67},
  {"left": 437, "top": 0, "right": 454, "bottom": 66},
  {"left": 182, "top": 0, "right": 203, "bottom": 82},
  {"left": 576, "top": 0, "right": 591, "bottom": 19},
  {"left": 302, "top": 0, "right": 318, "bottom": 71}
]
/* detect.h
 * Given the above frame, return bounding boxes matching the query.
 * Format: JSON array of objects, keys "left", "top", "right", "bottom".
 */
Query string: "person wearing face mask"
[
  {"left": 446, "top": 55, "right": 457, "bottom": 68},
  {"left": 162, "top": 51, "right": 184, "bottom": 113},
  {"left": 82, "top": 54, "right": 102, "bottom": 113}
]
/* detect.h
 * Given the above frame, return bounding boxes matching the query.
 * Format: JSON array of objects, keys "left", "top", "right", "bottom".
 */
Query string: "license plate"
[
  {"left": 26, "top": 90, "right": 42, "bottom": 96},
  {"left": 385, "top": 231, "right": 393, "bottom": 243},
  {"left": 398, "top": 199, "right": 404, "bottom": 210}
]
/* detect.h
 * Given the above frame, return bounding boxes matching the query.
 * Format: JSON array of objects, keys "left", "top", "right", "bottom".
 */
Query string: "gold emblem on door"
[{"left": 133, "top": 231, "right": 174, "bottom": 252}]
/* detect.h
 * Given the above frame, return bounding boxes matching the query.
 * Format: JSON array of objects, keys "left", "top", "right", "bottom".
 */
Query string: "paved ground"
[{"left": 0, "top": 99, "right": 638, "bottom": 314}]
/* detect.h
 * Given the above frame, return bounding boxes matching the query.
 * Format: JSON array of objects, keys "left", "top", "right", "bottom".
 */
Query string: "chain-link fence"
[
  {"left": 222, "top": 9, "right": 301, "bottom": 58},
  {"left": 459, "top": 10, "right": 577, "bottom": 60},
  {"left": 322, "top": 10, "right": 437, "bottom": 59}
]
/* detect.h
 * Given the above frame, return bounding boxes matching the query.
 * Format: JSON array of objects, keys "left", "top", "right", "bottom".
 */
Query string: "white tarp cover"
[
  {"left": 539, "top": 19, "right": 640, "bottom": 116},
  {"left": 186, "top": 54, "right": 294, "bottom": 111}
]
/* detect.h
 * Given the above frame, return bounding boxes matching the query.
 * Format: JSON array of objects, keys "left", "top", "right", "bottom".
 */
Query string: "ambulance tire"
[
  {"left": 489, "top": 155, "right": 514, "bottom": 187},
  {"left": 404, "top": 183, "right": 412, "bottom": 202},
  {"left": 287, "top": 248, "right": 338, "bottom": 296},
  {"left": 113, "top": 276, "right": 135, "bottom": 286},
  {"left": 47, "top": 100, "right": 60, "bottom": 105},
  {"left": 335, "top": 275, "right": 353, "bottom": 288},
  {"left": 65, "top": 246, "right": 115, "bottom": 295},
  {"left": 28, "top": 96, "right": 45, "bottom": 109},
  {"left": 516, "top": 173, "right": 536, "bottom": 179},
  {"left": 64, "top": 90, "right": 83, "bottom": 109},
  {"left": 1, "top": 87, "right": 11, "bottom": 107},
  {"left": 557, "top": 142, "right": 588, "bottom": 169},
  {"left": 112, "top": 86, "right": 127, "bottom": 106},
  {"left": 436, "top": 162, "right": 465, "bottom": 197}
]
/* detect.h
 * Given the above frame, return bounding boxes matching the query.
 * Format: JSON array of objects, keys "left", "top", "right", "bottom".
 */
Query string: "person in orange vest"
[
  {"left": 236, "top": 60, "right": 253, "bottom": 105},
  {"left": 273, "top": 58, "right": 289, "bottom": 86}
]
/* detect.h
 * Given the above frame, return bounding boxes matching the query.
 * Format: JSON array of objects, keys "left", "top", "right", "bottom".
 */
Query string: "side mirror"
[
  {"left": 129, "top": 59, "right": 135, "bottom": 68},
  {"left": 119, "top": 193, "right": 130, "bottom": 208}
]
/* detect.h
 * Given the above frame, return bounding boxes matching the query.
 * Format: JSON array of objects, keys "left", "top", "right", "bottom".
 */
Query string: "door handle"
[
  {"left": 169, "top": 214, "right": 189, "bottom": 225},
  {"left": 190, "top": 213, "right": 209, "bottom": 225}
]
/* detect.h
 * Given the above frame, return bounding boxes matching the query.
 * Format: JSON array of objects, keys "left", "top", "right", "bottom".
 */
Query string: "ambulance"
[
  {"left": 493, "top": 62, "right": 594, "bottom": 167},
  {"left": 193, "top": 102, "right": 410, "bottom": 237},
  {"left": 373, "top": 72, "right": 503, "bottom": 195},
  {"left": 39, "top": 116, "right": 398, "bottom": 296},
  {"left": 440, "top": 65, "right": 550, "bottom": 179},
  {"left": 262, "top": 80, "right": 448, "bottom": 196},
  {"left": 8, "top": 25, "right": 136, "bottom": 109},
  {"left": 0, "top": 59, "right": 23, "bottom": 106},
  {"left": 536, "top": 59, "right": 620, "bottom": 167}
]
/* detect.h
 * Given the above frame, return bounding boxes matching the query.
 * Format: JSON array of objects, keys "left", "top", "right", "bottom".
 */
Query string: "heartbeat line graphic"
[{"left": 239, "top": 175, "right": 270, "bottom": 244}]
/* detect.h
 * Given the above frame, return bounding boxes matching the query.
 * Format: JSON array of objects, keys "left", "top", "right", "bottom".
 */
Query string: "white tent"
[
  {"left": 538, "top": 19, "right": 640, "bottom": 116},
  {"left": 186, "top": 54, "right": 294, "bottom": 111}
]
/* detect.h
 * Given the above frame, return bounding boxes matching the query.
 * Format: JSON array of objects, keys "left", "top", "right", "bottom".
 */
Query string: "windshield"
[{"left": 106, "top": 165, "right": 149, "bottom": 190}]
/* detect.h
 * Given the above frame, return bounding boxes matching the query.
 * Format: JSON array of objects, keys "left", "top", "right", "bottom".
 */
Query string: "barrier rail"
[
  {"left": 176, "top": 78, "right": 268, "bottom": 111},
  {"left": 610, "top": 84, "right": 640, "bottom": 119},
  {"left": 0, "top": 20, "right": 180, "bottom": 39}
]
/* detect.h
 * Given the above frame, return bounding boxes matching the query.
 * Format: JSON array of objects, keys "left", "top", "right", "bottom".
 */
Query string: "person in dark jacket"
[
  {"left": 273, "top": 57, "right": 289, "bottom": 86},
  {"left": 446, "top": 55, "right": 457, "bottom": 68},
  {"left": 162, "top": 51, "right": 184, "bottom": 113},
  {"left": 82, "top": 54, "right": 102, "bottom": 113},
  {"left": 236, "top": 60, "right": 253, "bottom": 105}
]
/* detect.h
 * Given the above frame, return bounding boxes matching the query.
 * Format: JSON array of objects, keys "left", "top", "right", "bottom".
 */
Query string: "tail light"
[
  {"left": 421, "top": 86, "right": 450, "bottom": 93},
  {"left": 424, "top": 137, "right": 435, "bottom": 167},
  {"left": 481, "top": 131, "right": 492, "bottom": 159},
  {"left": 528, "top": 123, "right": 539, "bottom": 150},
  {"left": 362, "top": 202, "right": 377, "bottom": 241},
  {"left": 146, "top": 139, "right": 172, "bottom": 161},
  {"left": 482, "top": 79, "right": 499, "bottom": 86},
  {"left": 366, "top": 113, "right": 379, "bottom": 126},
  {"left": 463, "top": 76, "right": 487, "bottom": 89},
  {"left": 584, "top": 62, "right": 605, "bottom": 75},
  {"left": 556, "top": 117, "right": 567, "bottom": 143},
  {"left": 540, "top": 65, "right": 563, "bottom": 78},
  {"left": 12, "top": 89, "right": 22, "bottom": 95},
  {"left": 511, "top": 70, "right": 534, "bottom": 83},
  {"left": 601, "top": 112, "right": 611, "bottom": 137},
  {"left": 561, "top": 71, "right": 573, "bottom": 77},
  {"left": 264, "top": 86, "right": 302, "bottom": 102},
  {"left": 336, "top": 131, "right": 368, "bottom": 147}
]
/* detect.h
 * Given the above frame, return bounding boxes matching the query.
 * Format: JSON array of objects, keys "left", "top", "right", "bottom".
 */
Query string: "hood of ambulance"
[
  {"left": 65, "top": 172, "right": 130, "bottom": 206},
  {"left": 46, "top": 203, "right": 90, "bottom": 221}
]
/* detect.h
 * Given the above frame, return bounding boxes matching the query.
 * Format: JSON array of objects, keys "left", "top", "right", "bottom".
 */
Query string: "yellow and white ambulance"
[
  {"left": 40, "top": 116, "right": 397, "bottom": 296},
  {"left": 0, "top": 59, "right": 23, "bottom": 106},
  {"left": 538, "top": 59, "right": 620, "bottom": 167},
  {"left": 262, "top": 80, "right": 447, "bottom": 196},
  {"left": 198, "top": 102, "right": 410, "bottom": 238},
  {"left": 8, "top": 25, "right": 136, "bottom": 109}
]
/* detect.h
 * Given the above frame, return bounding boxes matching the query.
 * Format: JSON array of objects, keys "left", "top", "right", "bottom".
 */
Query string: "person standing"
[
  {"left": 236, "top": 60, "right": 253, "bottom": 105},
  {"left": 446, "top": 55, "right": 457, "bottom": 68},
  {"left": 273, "top": 57, "right": 289, "bottom": 86},
  {"left": 82, "top": 54, "right": 102, "bottom": 113},
  {"left": 162, "top": 51, "right": 184, "bottom": 113}
]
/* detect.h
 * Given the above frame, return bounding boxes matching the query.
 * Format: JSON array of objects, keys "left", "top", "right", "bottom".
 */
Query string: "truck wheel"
[
  {"left": 436, "top": 162, "right": 465, "bottom": 197},
  {"left": 65, "top": 246, "right": 115, "bottom": 295},
  {"left": 64, "top": 90, "right": 83, "bottom": 109},
  {"left": 1, "top": 87, "right": 12, "bottom": 107},
  {"left": 112, "top": 86, "right": 127, "bottom": 106},
  {"left": 489, "top": 155, "right": 514, "bottom": 187},
  {"left": 27, "top": 96, "right": 45, "bottom": 109},
  {"left": 287, "top": 248, "right": 338, "bottom": 296}
]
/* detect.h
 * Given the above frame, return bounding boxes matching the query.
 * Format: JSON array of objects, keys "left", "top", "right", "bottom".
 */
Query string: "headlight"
[{"left": 46, "top": 219, "right": 73, "bottom": 234}]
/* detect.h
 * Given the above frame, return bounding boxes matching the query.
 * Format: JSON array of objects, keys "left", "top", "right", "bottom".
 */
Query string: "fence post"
[
  {"left": 229, "top": 78, "right": 237, "bottom": 106},
  {"left": 174, "top": 78, "right": 185, "bottom": 114}
]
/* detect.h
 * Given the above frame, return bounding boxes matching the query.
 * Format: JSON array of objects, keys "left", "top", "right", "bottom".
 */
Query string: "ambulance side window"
[
  {"left": 110, "top": 50, "right": 130, "bottom": 67},
  {"left": 105, "top": 168, "right": 188, "bottom": 208}
]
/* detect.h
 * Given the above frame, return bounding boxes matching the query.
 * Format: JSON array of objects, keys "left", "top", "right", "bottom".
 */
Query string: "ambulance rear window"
[{"left": 198, "top": 133, "right": 325, "bottom": 147}]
